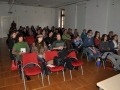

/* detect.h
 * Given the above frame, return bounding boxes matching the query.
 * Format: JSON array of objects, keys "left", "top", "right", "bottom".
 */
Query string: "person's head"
[
  {"left": 64, "top": 29, "right": 67, "bottom": 34},
  {"left": 12, "top": 21, "right": 15, "bottom": 23},
  {"left": 112, "top": 34, "right": 118, "bottom": 41},
  {"left": 70, "top": 29, "right": 72, "bottom": 33},
  {"left": 42, "top": 30, "right": 46, "bottom": 35},
  {"left": 109, "top": 31, "right": 113, "bottom": 37},
  {"left": 74, "top": 29, "right": 77, "bottom": 32},
  {"left": 49, "top": 31, "right": 53, "bottom": 37},
  {"left": 36, "top": 35, "right": 43, "bottom": 43},
  {"left": 101, "top": 34, "right": 108, "bottom": 41},
  {"left": 94, "top": 31, "right": 100, "bottom": 38},
  {"left": 23, "top": 28, "right": 26, "bottom": 32},
  {"left": 83, "top": 29, "right": 86, "bottom": 33},
  {"left": 16, "top": 33, "right": 24, "bottom": 42},
  {"left": 76, "top": 35, "right": 80, "bottom": 41},
  {"left": 10, "top": 31, "right": 16, "bottom": 39},
  {"left": 55, "top": 29, "right": 58, "bottom": 33},
  {"left": 37, "top": 29, "right": 41, "bottom": 34},
  {"left": 87, "top": 30, "right": 93, "bottom": 36},
  {"left": 56, "top": 33, "right": 61, "bottom": 40}
]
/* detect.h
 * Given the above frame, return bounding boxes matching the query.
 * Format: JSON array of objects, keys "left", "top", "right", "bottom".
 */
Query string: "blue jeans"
[
  {"left": 38, "top": 56, "right": 45, "bottom": 62},
  {"left": 86, "top": 47, "right": 100, "bottom": 60}
]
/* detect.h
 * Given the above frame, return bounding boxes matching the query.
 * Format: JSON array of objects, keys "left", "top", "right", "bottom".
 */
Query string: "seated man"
[
  {"left": 84, "top": 30, "right": 99, "bottom": 61},
  {"left": 62, "top": 29, "right": 72, "bottom": 49},
  {"left": 74, "top": 35, "right": 83, "bottom": 53},
  {"left": 52, "top": 33, "right": 66, "bottom": 51}
]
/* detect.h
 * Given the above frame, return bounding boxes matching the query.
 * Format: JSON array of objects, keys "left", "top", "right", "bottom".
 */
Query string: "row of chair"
[{"left": 20, "top": 50, "right": 84, "bottom": 90}]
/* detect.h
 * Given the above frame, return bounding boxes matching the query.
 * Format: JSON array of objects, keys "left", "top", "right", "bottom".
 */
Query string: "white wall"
[
  {"left": 0, "top": 3, "right": 55, "bottom": 38},
  {"left": 65, "top": 4, "right": 76, "bottom": 30},
  {"left": 107, "top": 0, "right": 120, "bottom": 39}
]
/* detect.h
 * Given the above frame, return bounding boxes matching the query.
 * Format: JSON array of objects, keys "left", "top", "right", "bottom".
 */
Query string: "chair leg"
[
  {"left": 41, "top": 73, "right": 44, "bottom": 86},
  {"left": 47, "top": 75, "right": 50, "bottom": 85},
  {"left": 81, "top": 66, "right": 84, "bottom": 75},
  {"left": 62, "top": 70, "right": 65, "bottom": 81},
  {"left": 81, "top": 52, "right": 83, "bottom": 59},
  {"left": 86, "top": 53, "right": 89, "bottom": 62},
  {"left": 22, "top": 69, "right": 26, "bottom": 90},
  {"left": 102, "top": 61, "right": 105, "bottom": 69},
  {"left": 70, "top": 70, "right": 72, "bottom": 79}
]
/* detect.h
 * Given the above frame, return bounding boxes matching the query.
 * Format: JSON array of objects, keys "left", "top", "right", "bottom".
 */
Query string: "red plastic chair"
[
  {"left": 67, "top": 51, "right": 84, "bottom": 79},
  {"left": 21, "top": 52, "right": 44, "bottom": 90},
  {"left": 45, "top": 51, "right": 65, "bottom": 85},
  {"left": 24, "top": 35, "right": 34, "bottom": 45}
]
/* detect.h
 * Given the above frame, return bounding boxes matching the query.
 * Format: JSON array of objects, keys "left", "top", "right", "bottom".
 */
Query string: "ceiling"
[{"left": 0, "top": 0, "right": 88, "bottom": 8}]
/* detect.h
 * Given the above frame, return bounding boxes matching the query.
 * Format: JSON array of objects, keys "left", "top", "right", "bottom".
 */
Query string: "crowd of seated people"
[{"left": 6, "top": 25, "right": 120, "bottom": 81}]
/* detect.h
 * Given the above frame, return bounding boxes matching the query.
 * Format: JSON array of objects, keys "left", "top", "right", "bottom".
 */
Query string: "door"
[
  {"left": 1, "top": 16, "right": 19, "bottom": 38},
  {"left": 77, "top": 4, "right": 86, "bottom": 34}
]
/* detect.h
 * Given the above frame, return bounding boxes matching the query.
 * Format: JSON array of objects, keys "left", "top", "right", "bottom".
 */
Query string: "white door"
[
  {"left": 77, "top": 4, "right": 86, "bottom": 35},
  {"left": 1, "top": 16, "right": 19, "bottom": 38}
]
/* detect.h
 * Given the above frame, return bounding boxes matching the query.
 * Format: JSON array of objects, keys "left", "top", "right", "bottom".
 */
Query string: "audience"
[
  {"left": 81, "top": 29, "right": 87, "bottom": 40},
  {"left": 100, "top": 34, "right": 120, "bottom": 71},
  {"left": 84, "top": 30, "right": 100, "bottom": 61},
  {"left": 108, "top": 31, "right": 114, "bottom": 42},
  {"left": 62, "top": 29, "right": 72, "bottom": 49},
  {"left": 74, "top": 35, "right": 83, "bottom": 53},
  {"left": 74, "top": 29, "right": 79, "bottom": 37},
  {"left": 94, "top": 31, "right": 100, "bottom": 49},
  {"left": 110, "top": 34, "right": 120, "bottom": 54}
]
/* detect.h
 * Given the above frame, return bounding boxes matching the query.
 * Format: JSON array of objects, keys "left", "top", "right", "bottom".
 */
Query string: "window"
[{"left": 60, "top": 9, "right": 65, "bottom": 28}]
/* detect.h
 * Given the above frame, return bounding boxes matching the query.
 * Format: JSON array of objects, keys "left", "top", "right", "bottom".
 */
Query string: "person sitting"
[
  {"left": 84, "top": 30, "right": 100, "bottom": 61},
  {"left": 22, "top": 28, "right": 29, "bottom": 37},
  {"left": 41, "top": 29, "right": 47, "bottom": 39},
  {"left": 74, "top": 35, "right": 83, "bottom": 53},
  {"left": 110, "top": 34, "right": 120, "bottom": 54},
  {"left": 45, "top": 31, "right": 55, "bottom": 50},
  {"left": 53, "top": 29, "right": 59, "bottom": 38},
  {"left": 32, "top": 35, "right": 48, "bottom": 62},
  {"left": 94, "top": 31, "right": 100, "bottom": 49},
  {"left": 108, "top": 31, "right": 114, "bottom": 42},
  {"left": 12, "top": 33, "right": 30, "bottom": 61},
  {"left": 81, "top": 29, "right": 87, "bottom": 41},
  {"left": 74, "top": 29, "right": 79, "bottom": 37},
  {"left": 68, "top": 29, "right": 74, "bottom": 39},
  {"left": 100, "top": 34, "right": 120, "bottom": 72},
  {"left": 62, "top": 29, "right": 72, "bottom": 49},
  {"left": 8, "top": 31, "right": 17, "bottom": 61}
]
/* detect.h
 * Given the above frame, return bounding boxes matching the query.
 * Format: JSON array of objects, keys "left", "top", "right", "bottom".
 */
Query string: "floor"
[{"left": 0, "top": 38, "right": 118, "bottom": 90}]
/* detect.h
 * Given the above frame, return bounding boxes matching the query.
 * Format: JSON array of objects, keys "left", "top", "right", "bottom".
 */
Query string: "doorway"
[{"left": 1, "top": 16, "right": 19, "bottom": 38}]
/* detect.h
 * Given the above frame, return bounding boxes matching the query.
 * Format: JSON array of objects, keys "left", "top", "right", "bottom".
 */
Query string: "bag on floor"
[
  {"left": 53, "top": 56, "right": 64, "bottom": 66},
  {"left": 11, "top": 60, "right": 18, "bottom": 71}
]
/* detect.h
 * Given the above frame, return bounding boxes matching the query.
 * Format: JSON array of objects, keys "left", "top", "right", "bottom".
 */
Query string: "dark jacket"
[
  {"left": 45, "top": 37, "right": 55, "bottom": 46},
  {"left": 8, "top": 38, "right": 16, "bottom": 49},
  {"left": 110, "top": 41, "right": 118, "bottom": 50},
  {"left": 100, "top": 41, "right": 111, "bottom": 52}
]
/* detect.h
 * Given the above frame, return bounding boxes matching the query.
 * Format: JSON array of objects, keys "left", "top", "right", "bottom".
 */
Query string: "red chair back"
[
  {"left": 45, "top": 51, "right": 58, "bottom": 62},
  {"left": 25, "top": 35, "right": 34, "bottom": 44},
  {"left": 22, "top": 52, "right": 38, "bottom": 66},
  {"left": 67, "top": 51, "right": 77, "bottom": 58}
]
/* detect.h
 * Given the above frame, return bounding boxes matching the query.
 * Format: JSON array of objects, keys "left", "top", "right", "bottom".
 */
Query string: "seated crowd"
[{"left": 7, "top": 25, "right": 120, "bottom": 80}]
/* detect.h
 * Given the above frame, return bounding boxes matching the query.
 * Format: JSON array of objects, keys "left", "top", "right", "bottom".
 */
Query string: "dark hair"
[
  {"left": 101, "top": 34, "right": 107, "bottom": 41},
  {"left": 10, "top": 31, "right": 16, "bottom": 39},
  {"left": 87, "top": 29, "right": 92, "bottom": 34},
  {"left": 112, "top": 34, "right": 118, "bottom": 44},
  {"left": 35, "top": 35, "right": 44, "bottom": 47},
  {"left": 109, "top": 31, "right": 113, "bottom": 34},
  {"left": 15, "top": 33, "right": 23, "bottom": 42},
  {"left": 94, "top": 31, "right": 100, "bottom": 39}
]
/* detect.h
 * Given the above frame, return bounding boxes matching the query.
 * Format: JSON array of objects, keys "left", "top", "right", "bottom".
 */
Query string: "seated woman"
[
  {"left": 110, "top": 34, "right": 120, "bottom": 54},
  {"left": 8, "top": 31, "right": 16, "bottom": 61},
  {"left": 62, "top": 29, "right": 72, "bottom": 49},
  {"left": 84, "top": 30, "right": 100, "bottom": 61},
  {"left": 74, "top": 35, "right": 83, "bottom": 53},
  {"left": 32, "top": 35, "right": 48, "bottom": 62},
  {"left": 94, "top": 31, "right": 100, "bottom": 49},
  {"left": 45, "top": 31, "right": 55, "bottom": 50},
  {"left": 100, "top": 34, "right": 120, "bottom": 71},
  {"left": 12, "top": 33, "right": 30, "bottom": 61}
]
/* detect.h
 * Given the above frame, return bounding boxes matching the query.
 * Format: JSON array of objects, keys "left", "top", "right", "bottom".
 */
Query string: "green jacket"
[{"left": 62, "top": 34, "right": 71, "bottom": 40}]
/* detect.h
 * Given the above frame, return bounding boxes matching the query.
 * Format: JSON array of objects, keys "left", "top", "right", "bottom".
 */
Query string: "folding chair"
[
  {"left": 45, "top": 51, "right": 65, "bottom": 85},
  {"left": 21, "top": 52, "right": 44, "bottom": 90},
  {"left": 67, "top": 51, "right": 84, "bottom": 79}
]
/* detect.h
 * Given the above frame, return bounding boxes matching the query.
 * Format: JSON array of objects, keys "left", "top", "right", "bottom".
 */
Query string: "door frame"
[{"left": 1, "top": 16, "right": 19, "bottom": 38}]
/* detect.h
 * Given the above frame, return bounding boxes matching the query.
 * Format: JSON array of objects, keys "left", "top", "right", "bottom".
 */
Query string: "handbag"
[
  {"left": 11, "top": 60, "right": 18, "bottom": 71},
  {"left": 53, "top": 56, "right": 64, "bottom": 66}
]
